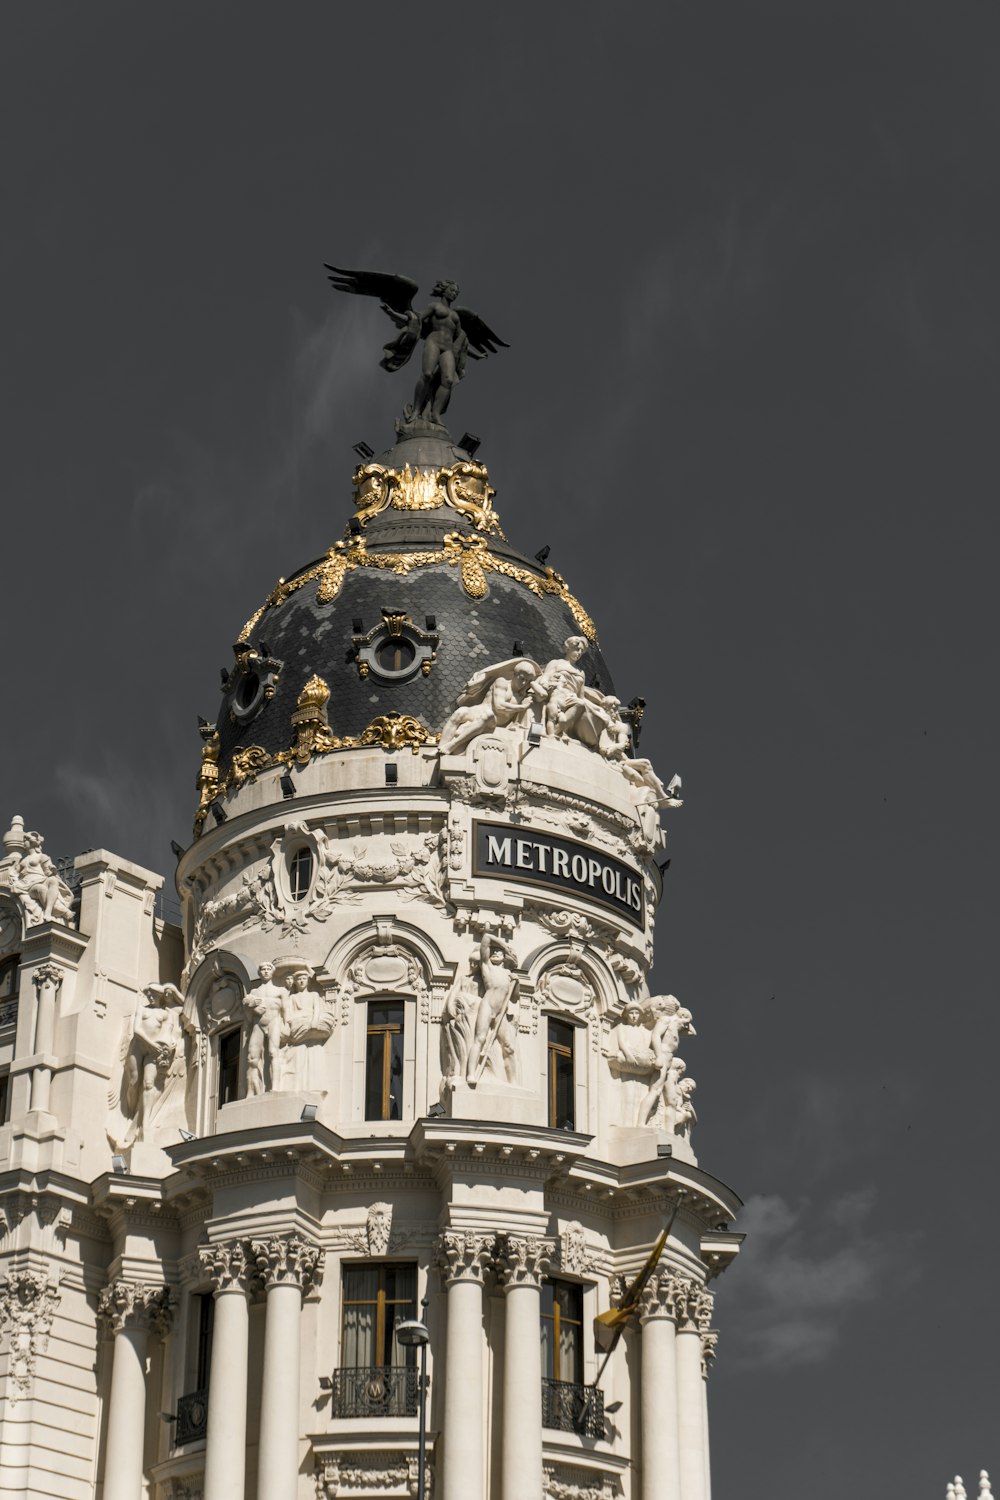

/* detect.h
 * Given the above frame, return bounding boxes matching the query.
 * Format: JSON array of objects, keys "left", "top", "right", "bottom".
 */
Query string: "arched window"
[{"left": 289, "top": 846, "right": 314, "bottom": 902}]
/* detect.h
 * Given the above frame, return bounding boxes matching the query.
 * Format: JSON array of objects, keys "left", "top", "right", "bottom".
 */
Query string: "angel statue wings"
[{"left": 325, "top": 266, "right": 508, "bottom": 429}]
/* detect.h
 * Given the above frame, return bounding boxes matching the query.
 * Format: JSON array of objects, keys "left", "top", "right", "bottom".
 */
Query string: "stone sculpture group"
[
  {"left": 0, "top": 817, "right": 75, "bottom": 929},
  {"left": 608, "top": 995, "right": 698, "bottom": 1138}
]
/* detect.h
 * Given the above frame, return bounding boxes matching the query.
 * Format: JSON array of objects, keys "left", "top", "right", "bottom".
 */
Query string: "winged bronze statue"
[{"left": 326, "top": 266, "right": 508, "bottom": 429}]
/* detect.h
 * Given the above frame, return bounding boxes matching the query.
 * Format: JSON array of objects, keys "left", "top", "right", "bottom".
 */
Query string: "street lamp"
[{"left": 395, "top": 1296, "right": 430, "bottom": 1500}]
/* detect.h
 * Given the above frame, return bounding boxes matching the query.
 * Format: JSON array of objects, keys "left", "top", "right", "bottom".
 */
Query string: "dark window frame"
[
  {"left": 288, "top": 846, "right": 314, "bottom": 903},
  {"left": 541, "top": 1276, "right": 584, "bottom": 1384},
  {"left": 547, "top": 1016, "right": 576, "bottom": 1129},
  {"left": 340, "top": 1262, "right": 417, "bottom": 1370},
  {"left": 365, "top": 1000, "right": 404, "bottom": 1121}
]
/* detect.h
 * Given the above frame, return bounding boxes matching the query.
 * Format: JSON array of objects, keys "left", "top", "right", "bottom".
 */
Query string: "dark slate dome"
[{"left": 214, "top": 430, "right": 614, "bottom": 773}]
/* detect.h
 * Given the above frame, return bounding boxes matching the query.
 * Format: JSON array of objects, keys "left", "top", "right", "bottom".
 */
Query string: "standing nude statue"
[
  {"left": 245, "top": 961, "right": 288, "bottom": 1093},
  {"left": 466, "top": 933, "right": 520, "bottom": 1086},
  {"left": 325, "top": 267, "right": 507, "bottom": 429}
]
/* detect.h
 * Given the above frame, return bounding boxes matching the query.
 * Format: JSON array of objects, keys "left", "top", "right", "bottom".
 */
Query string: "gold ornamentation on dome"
[
  {"left": 352, "top": 460, "right": 502, "bottom": 535},
  {"left": 294, "top": 674, "right": 331, "bottom": 715},
  {"left": 193, "top": 730, "right": 221, "bottom": 836},
  {"left": 238, "top": 533, "right": 598, "bottom": 649},
  {"left": 228, "top": 745, "right": 271, "bottom": 785},
  {"left": 359, "top": 714, "right": 436, "bottom": 752}
]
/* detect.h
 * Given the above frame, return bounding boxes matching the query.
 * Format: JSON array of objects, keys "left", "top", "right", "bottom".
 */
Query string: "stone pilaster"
[
  {"left": 434, "top": 1231, "right": 496, "bottom": 1500},
  {"left": 30, "top": 962, "right": 63, "bottom": 1112}
]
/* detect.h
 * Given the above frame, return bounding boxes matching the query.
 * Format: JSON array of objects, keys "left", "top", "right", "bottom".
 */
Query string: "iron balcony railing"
[
  {"left": 541, "top": 1377, "right": 605, "bottom": 1439},
  {"left": 329, "top": 1365, "right": 419, "bottom": 1418},
  {"left": 175, "top": 1388, "right": 208, "bottom": 1445}
]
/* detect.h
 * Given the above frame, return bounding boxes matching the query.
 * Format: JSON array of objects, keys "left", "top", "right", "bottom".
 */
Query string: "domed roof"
[{"left": 210, "top": 428, "right": 613, "bottom": 787}]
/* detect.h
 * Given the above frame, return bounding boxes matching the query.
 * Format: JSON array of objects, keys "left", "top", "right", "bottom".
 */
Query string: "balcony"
[
  {"left": 541, "top": 1377, "right": 604, "bottom": 1439},
  {"left": 328, "top": 1365, "right": 418, "bottom": 1419},
  {"left": 175, "top": 1388, "right": 208, "bottom": 1445}
]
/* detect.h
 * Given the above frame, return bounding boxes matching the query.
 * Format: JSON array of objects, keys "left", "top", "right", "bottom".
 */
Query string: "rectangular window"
[
  {"left": 540, "top": 1278, "right": 584, "bottom": 1384},
  {"left": 547, "top": 1018, "right": 575, "bottom": 1129},
  {"left": 341, "top": 1263, "right": 417, "bottom": 1369},
  {"left": 195, "top": 1293, "right": 215, "bottom": 1390},
  {"left": 0, "top": 957, "right": 18, "bottom": 1002},
  {"left": 365, "top": 1002, "right": 404, "bottom": 1121},
  {"left": 217, "top": 1028, "right": 241, "bottom": 1108}
]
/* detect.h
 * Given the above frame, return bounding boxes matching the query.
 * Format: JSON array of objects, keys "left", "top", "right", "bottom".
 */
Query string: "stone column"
[
  {"left": 435, "top": 1230, "right": 495, "bottom": 1500},
  {"left": 675, "top": 1282, "right": 713, "bottom": 1500},
  {"left": 252, "top": 1235, "right": 324, "bottom": 1500},
  {"left": 30, "top": 963, "right": 62, "bottom": 1113},
  {"left": 99, "top": 1281, "right": 173, "bottom": 1500},
  {"left": 495, "top": 1233, "right": 553, "bottom": 1500},
  {"left": 200, "top": 1241, "right": 256, "bottom": 1500},
  {"left": 701, "top": 1328, "right": 718, "bottom": 1498},
  {"left": 638, "top": 1272, "right": 682, "bottom": 1500}
]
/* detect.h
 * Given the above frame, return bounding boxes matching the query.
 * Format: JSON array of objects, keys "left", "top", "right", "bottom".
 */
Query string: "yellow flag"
[{"left": 593, "top": 1203, "right": 678, "bottom": 1355}]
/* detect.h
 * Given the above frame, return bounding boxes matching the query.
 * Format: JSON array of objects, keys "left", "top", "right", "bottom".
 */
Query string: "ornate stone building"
[{"left": 0, "top": 385, "right": 742, "bottom": 1496}]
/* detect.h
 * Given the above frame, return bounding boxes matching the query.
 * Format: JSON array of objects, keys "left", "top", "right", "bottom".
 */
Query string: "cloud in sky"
[{"left": 716, "top": 1185, "right": 916, "bottom": 1371}]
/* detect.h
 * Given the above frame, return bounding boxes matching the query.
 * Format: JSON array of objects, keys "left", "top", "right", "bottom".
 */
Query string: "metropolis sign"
[{"left": 472, "top": 821, "right": 644, "bottom": 929}]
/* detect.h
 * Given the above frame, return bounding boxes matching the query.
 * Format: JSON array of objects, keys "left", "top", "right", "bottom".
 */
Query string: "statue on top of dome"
[{"left": 326, "top": 266, "right": 507, "bottom": 429}]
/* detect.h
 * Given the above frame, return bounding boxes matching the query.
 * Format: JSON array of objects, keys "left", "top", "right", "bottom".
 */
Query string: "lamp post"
[{"left": 395, "top": 1296, "right": 430, "bottom": 1500}]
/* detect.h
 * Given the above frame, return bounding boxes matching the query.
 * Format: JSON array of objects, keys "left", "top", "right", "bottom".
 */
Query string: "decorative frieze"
[
  {"left": 98, "top": 1280, "right": 174, "bottom": 1337},
  {"left": 544, "top": 1463, "right": 620, "bottom": 1500},
  {"left": 0, "top": 1271, "right": 61, "bottom": 1400},
  {"left": 315, "top": 1451, "right": 431, "bottom": 1498},
  {"left": 251, "top": 1234, "right": 324, "bottom": 1295},
  {"left": 494, "top": 1233, "right": 554, "bottom": 1290},
  {"left": 434, "top": 1229, "right": 496, "bottom": 1287}
]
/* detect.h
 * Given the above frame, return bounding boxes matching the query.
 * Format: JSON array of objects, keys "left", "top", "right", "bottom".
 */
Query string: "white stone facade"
[{"left": 0, "top": 502, "right": 742, "bottom": 1500}]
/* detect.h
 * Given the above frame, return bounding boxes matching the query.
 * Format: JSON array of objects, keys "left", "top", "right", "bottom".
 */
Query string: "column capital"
[
  {"left": 251, "top": 1233, "right": 324, "bottom": 1295},
  {"left": 99, "top": 1280, "right": 174, "bottom": 1337},
  {"left": 637, "top": 1270, "right": 713, "bottom": 1328},
  {"left": 700, "top": 1328, "right": 719, "bottom": 1379},
  {"left": 435, "top": 1229, "right": 496, "bottom": 1287},
  {"left": 199, "top": 1238, "right": 257, "bottom": 1295},
  {"left": 494, "top": 1232, "right": 553, "bottom": 1291},
  {"left": 31, "top": 963, "right": 63, "bottom": 991}
]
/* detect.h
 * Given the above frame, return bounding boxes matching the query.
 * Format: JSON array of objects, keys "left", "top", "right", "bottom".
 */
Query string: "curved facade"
[{"left": 0, "top": 421, "right": 742, "bottom": 1500}]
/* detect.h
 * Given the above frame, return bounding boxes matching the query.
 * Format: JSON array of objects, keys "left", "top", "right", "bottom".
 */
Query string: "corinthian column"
[
  {"left": 494, "top": 1233, "right": 553, "bottom": 1500},
  {"left": 701, "top": 1327, "right": 718, "bottom": 1498},
  {"left": 99, "top": 1281, "right": 174, "bottom": 1500},
  {"left": 435, "top": 1230, "right": 495, "bottom": 1500},
  {"left": 675, "top": 1281, "right": 713, "bottom": 1500},
  {"left": 200, "top": 1240, "right": 256, "bottom": 1500},
  {"left": 30, "top": 963, "right": 63, "bottom": 1113},
  {"left": 638, "top": 1271, "right": 682, "bottom": 1500},
  {"left": 251, "top": 1235, "right": 324, "bottom": 1500}
]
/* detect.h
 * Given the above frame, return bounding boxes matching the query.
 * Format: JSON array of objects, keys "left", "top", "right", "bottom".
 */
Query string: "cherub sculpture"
[{"left": 326, "top": 267, "right": 507, "bottom": 427}]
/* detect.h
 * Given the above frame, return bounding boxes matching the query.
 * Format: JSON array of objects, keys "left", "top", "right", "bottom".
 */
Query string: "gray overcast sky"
[{"left": 2, "top": 2, "right": 998, "bottom": 1492}]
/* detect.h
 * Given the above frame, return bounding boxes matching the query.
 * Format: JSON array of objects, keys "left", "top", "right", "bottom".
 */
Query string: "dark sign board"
[{"left": 473, "top": 821, "right": 644, "bottom": 929}]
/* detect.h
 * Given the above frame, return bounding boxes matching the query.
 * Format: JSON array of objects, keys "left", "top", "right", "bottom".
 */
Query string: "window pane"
[
  {"left": 540, "top": 1314, "right": 555, "bottom": 1379},
  {"left": 370, "top": 1001, "right": 403, "bottom": 1028},
  {"left": 289, "top": 847, "right": 313, "bottom": 902},
  {"left": 388, "top": 1030, "right": 403, "bottom": 1120},
  {"left": 365, "top": 1030, "right": 385, "bottom": 1120},
  {"left": 196, "top": 1293, "right": 215, "bottom": 1390}
]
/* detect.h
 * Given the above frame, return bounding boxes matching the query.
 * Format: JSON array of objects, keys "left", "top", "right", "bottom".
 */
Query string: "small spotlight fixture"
[
  {"left": 220, "top": 668, "right": 230, "bottom": 687},
  {"left": 605, "top": 1399, "right": 623, "bottom": 1415},
  {"left": 425, "top": 614, "right": 436, "bottom": 631},
  {"left": 178, "top": 1128, "right": 196, "bottom": 1142},
  {"left": 385, "top": 763, "right": 398, "bottom": 786},
  {"left": 527, "top": 720, "right": 543, "bottom": 749},
  {"left": 656, "top": 1143, "right": 673, "bottom": 1158},
  {"left": 301, "top": 1103, "right": 319, "bottom": 1122},
  {"left": 513, "top": 640, "right": 524, "bottom": 656},
  {"left": 210, "top": 799, "right": 227, "bottom": 825},
  {"left": 427, "top": 1102, "right": 447, "bottom": 1119},
  {"left": 111, "top": 1154, "right": 128, "bottom": 1175},
  {"left": 458, "top": 431, "right": 481, "bottom": 458},
  {"left": 160, "top": 1412, "right": 178, "bottom": 1424},
  {"left": 259, "top": 641, "right": 270, "bottom": 658},
  {"left": 657, "top": 857, "right": 671, "bottom": 876},
  {"left": 348, "top": 515, "right": 363, "bottom": 536},
  {"left": 318, "top": 1375, "right": 333, "bottom": 1391},
  {"left": 170, "top": 840, "right": 184, "bottom": 860},
  {"left": 352, "top": 617, "right": 363, "bottom": 634},
  {"left": 533, "top": 544, "right": 550, "bottom": 566},
  {"left": 280, "top": 772, "right": 296, "bottom": 800},
  {"left": 353, "top": 440, "right": 375, "bottom": 459},
  {"left": 666, "top": 774, "right": 682, "bottom": 796}
]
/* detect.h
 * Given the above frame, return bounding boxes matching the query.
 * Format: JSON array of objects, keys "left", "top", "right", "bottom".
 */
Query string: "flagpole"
[{"left": 592, "top": 1196, "right": 682, "bottom": 1392}]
